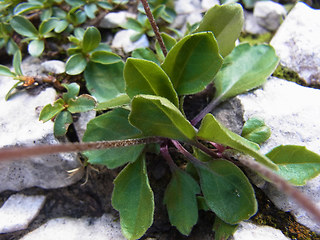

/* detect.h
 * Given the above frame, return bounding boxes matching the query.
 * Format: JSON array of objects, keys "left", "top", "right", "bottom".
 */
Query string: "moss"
[
  {"left": 239, "top": 32, "right": 273, "bottom": 45},
  {"left": 272, "top": 64, "right": 307, "bottom": 86}
]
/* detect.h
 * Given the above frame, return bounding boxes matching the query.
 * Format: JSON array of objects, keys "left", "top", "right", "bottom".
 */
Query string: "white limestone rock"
[
  {"left": 243, "top": 10, "right": 269, "bottom": 34},
  {"left": 270, "top": 2, "right": 320, "bottom": 85},
  {"left": 0, "top": 58, "right": 83, "bottom": 192},
  {"left": 231, "top": 221, "right": 289, "bottom": 240},
  {"left": 41, "top": 60, "right": 66, "bottom": 74},
  {"left": 201, "top": 0, "right": 220, "bottom": 11},
  {"left": 74, "top": 110, "right": 96, "bottom": 141},
  {"left": 111, "top": 29, "right": 149, "bottom": 53},
  {"left": 99, "top": 11, "right": 135, "bottom": 29},
  {"left": 21, "top": 214, "right": 126, "bottom": 240},
  {"left": 0, "top": 194, "right": 46, "bottom": 233},
  {"left": 253, "top": 1, "right": 286, "bottom": 31}
]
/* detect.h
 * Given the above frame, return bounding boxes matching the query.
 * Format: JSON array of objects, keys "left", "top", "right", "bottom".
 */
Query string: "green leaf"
[
  {"left": 13, "top": 50, "right": 22, "bottom": 76},
  {"left": 84, "top": 3, "right": 98, "bottom": 19},
  {"left": 266, "top": 145, "right": 320, "bottom": 186},
  {"left": 39, "top": 18, "right": 59, "bottom": 36},
  {"left": 82, "top": 108, "right": 144, "bottom": 169},
  {"left": 54, "top": 110, "right": 73, "bottom": 137},
  {"left": 242, "top": 0, "right": 259, "bottom": 9},
  {"left": 112, "top": 154, "right": 154, "bottom": 240},
  {"left": 241, "top": 118, "right": 271, "bottom": 145},
  {"left": 65, "top": 53, "right": 87, "bottom": 75},
  {"left": 195, "top": 3, "right": 244, "bottom": 57},
  {"left": 155, "top": 32, "right": 177, "bottom": 62},
  {"left": 62, "top": 83, "right": 80, "bottom": 101},
  {"left": 213, "top": 216, "right": 238, "bottom": 240},
  {"left": 14, "top": 2, "right": 43, "bottom": 15},
  {"left": 95, "top": 94, "right": 131, "bottom": 111},
  {"left": 39, "top": 99, "right": 65, "bottom": 122},
  {"left": 129, "top": 95, "right": 196, "bottom": 142},
  {"left": 28, "top": 39, "right": 45, "bottom": 57},
  {"left": 132, "top": 48, "right": 160, "bottom": 65},
  {"left": 84, "top": 61, "right": 125, "bottom": 102},
  {"left": 124, "top": 58, "right": 179, "bottom": 106},
  {"left": 82, "top": 27, "right": 101, "bottom": 53},
  {"left": 213, "top": 43, "right": 279, "bottom": 101},
  {"left": 10, "top": 15, "right": 38, "bottom": 38},
  {"left": 123, "top": 18, "right": 144, "bottom": 32},
  {"left": 54, "top": 20, "right": 69, "bottom": 33},
  {"left": 0, "top": 65, "right": 16, "bottom": 77},
  {"left": 7, "top": 39, "right": 19, "bottom": 55},
  {"left": 97, "top": 1, "right": 112, "bottom": 10},
  {"left": 5, "top": 81, "right": 23, "bottom": 101},
  {"left": 197, "top": 114, "right": 278, "bottom": 170},
  {"left": 164, "top": 169, "right": 200, "bottom": 235},
  {"left": 196, "top": 159, "right": 257, "bottom": 224},
  {"left": 67, "top": 94, "right": 96, "bottom": 113},
  {"left": 161, "top": 32, "right": 223, "bottom": 95},
  {"left": 90, "top": 51, "right": 122, "bottom": 65}
]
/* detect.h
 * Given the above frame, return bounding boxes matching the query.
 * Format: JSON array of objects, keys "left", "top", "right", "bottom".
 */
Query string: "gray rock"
[
  {"left": 243, "top": 10, "right": 269, "bottom": 34},
  {"left": 231, "top": 221, "right": 289, "bottom": 240},
  {"left": 270, "top": 2, "right": 320, "bottom": 85},
  {"left": 41, "top": 60, "right": 66, "bottom": 74},
  {"left": 99, "top": 11, "right": 135, "bottom": 29},
  {"left": 111, "top": 29, "right": 149, "bottom": 53},
  {"left": 216, "top": 77, "right": 320, "bottom": 233},
  {"left": 74, "top": 110, "right": 96, "bottom": 141},
  {"left": 0, "top": 194, "right": 46, "bottom": 233},
  {"left": 254, "top": 1, "right": 286, "bottom": 31},
  {"left": 21, "top": 214, "right": 125, "bottom": 240},
  {"left": 0, "top": 59, "right": 83, "bottom": 192}
]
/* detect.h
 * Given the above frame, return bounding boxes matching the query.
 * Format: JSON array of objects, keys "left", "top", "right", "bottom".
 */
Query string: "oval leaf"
[
  {"left": 161, "top": 32, "right": 223, "bottom": 95},
  {"left": 84, "top": 3, "right": 98, "bottom": 19},
  {"left": 13, "top": 50, "right": 23, "bottom": 76},
  {"left": 62, "top": 82, "right": 80, "bottom": 101},
  {"left": 67, "top": 94, "right": 96, "bottom": 113},
  {"left": 95, "top": 94, "right": 131, "bottom": 111},
  {"left": 53, "top": 110, "right": 73, "bottom": 137},
  {"left": 0, "top": 65, "right": 16, "bottom": 77},
  {"left": 164, "top": 169, "right": 200, "bottom": 235},
  {"left": 112, "top": 154, "right": 154, "bottom": 240},
  {"left": 14, "top": 2, "right": 43, "bottom": 15},
  {"left": 129, "top": 95, "right": 196, "bottom": 142},
  {"left": 213, "top": 43, "right": 279, "bottom": 101},
  {"left": 90, "top": 51, "right": 122, "bottom": 65},
  {"left": 82, "top": 108, "right": 144, "bottom": 169},
  {"left": 84, "top": 61, "right": 125, "bottom": 102},
  {"left": 124, "top": 58, "right": 179, "bottom": 106},
  {"left": 195, "top": 3, "right": 244, "bottom": 57},
  {"left": 39, "top": 18, "right": 59, "bottom": 35},
  {"left": 66, "top": 53, "right": 87, "bottom": 75},
  {"left": 28, "top": 39, "right": 45, "bottom": 57},
  {"left": 10, "top": 15, "right": 38, "bottom": 38},
  {"left": 266, "top": 145, "right": 320, "bottom": 186},
  {"left": 82, "top": 26, "right": 101, "bottom": 53},
  {"left": 196, "top": 159, "right": 257, "bottom": 224},
  {"left": 241, "top": 117, "right": 271, "bottom": 145},
  {"left": 132, "top": 48, "right": 160, "bottom": 65},
  {"left": 197, "top": 114, "right": 278, "bottom": 170},
  {"left": 39, "top": 99, "right": 65, "bottom": 122}
]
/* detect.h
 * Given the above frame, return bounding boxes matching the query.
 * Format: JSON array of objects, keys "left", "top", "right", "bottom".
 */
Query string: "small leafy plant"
[{"left": 0, "top": 1, "right": 320, "bottom": 240}]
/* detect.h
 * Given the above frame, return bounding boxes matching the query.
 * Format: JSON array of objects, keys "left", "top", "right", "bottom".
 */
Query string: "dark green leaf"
[
  {"left": 112, "top": 154, "right": 154, "bottom": 240},
  {"left": 28, "top": 39, "right": 45, "bottom": 57},
  {"left": 213, "top": 216, "right": 238, "bottom": 240},
  {"left": 84, "top": 3, "right": 98, "bottom": 19},
  {"left": 62, "top": 82, "right": 80, "bottom": 101},
  {"left": 164, "top": 169, "right": 200, "bottom": 235},
  {"left": 0, "top": 65, "right": 16, "bottom": 77},
  {"left": 161, "top": 32, "right": 223, "bottom": 95},
  {"left": 82, "top": 108, "right": 144, "bottom": 169},
  {"left": 195, "top": 3, "right": 244, "bottom": 57},
  {"left": 67, "top": 94, "right": 96, "bottom": 113},
  {"left": 95, "top": 94, "right": 131, "bottom": 111},
  {"left": 54, "top": 20, "right": 69, "bottom": 33},
  {"left": 84, "top": 61, "right": 125, "bottom": 102},
  {"left": 197, "top": 114, "right": 278, "bottom": 170},
  {"left": 132, "top": 48, "right": 160, "bottom": 65},
  {"left": 155, "top": 32, "right": 177, "bottom": 62},
  {"left": 124, "top": 58, "right": 179, "bottom": 106},
  {"left": 90, "top": 51, "right": 122, "bottom": 65},
  {"left": 213, "top": 43, "right": 279, "bottom": 101},
  {"left": 39, "top": 18, "right": 59, "bottom": 36},
  {"left": 196, "top": 159, "right": 257, "bottom": 224},
  {"left": 241, "top": 118, "right": 271, "bottom": 145},
  {"left": 10, "top": 15, "right": 38, "bottom": 38},
  {"left": 266, "top": 145, "right": 320, "bottom": 186},
  {"left": 129, "top": 95, "right": 196, "bottom": 142},
  {"left": 13, "top": 50, "right": 22, "bottom": 76},
  {"left": 39, "top": 99, "right": 65, "bottom": 122},
  {"left": 82, "top": 27, "right": 101, "bottom": 53},
  {"left": 54, "top": 110, "right": 73, "bottom": 137},
  {"left": 65, "top": 53, "right": 87, "bottom": 75}
]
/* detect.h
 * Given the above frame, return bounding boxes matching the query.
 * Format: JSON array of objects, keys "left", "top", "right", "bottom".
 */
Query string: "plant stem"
[
  {"left": 231, "top": 152, "right": 320, "bottom": 224},
  {"left": 160, "top": 143, "right": 178, "bottom": 171},
  {"left": 191, "top": 140, "right": 220, "bottom": 159},
  {"left": 171, "top": 140, "right": 203, "bottom": 167},
  {"left": 140, "top": 0, "right": 167, "bottom": 57},
  {"left": 191, "top": 96, "right": 222, "bottom": 126},
  {"left": 0, "top": 137, "right": 163, "bottom": 162}
]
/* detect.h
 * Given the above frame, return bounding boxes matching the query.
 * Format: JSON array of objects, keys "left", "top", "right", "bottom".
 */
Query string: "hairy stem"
[
  {"left": 0, "top": 137, "right": 163, "bottom": 162},
  {"left": 160, "top": 142, "right": 178, "bottom": 171},
  {"left": 140, "top": 0, "right": 167, "bottom": 57},
  {"left": 230, "top": 152, "right": 320, "bottom": 224}
]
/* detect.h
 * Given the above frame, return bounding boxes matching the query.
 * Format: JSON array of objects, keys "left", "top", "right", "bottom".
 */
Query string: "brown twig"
[{"left": 140, "top": 0, "right": 167, "bottom": 57}]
